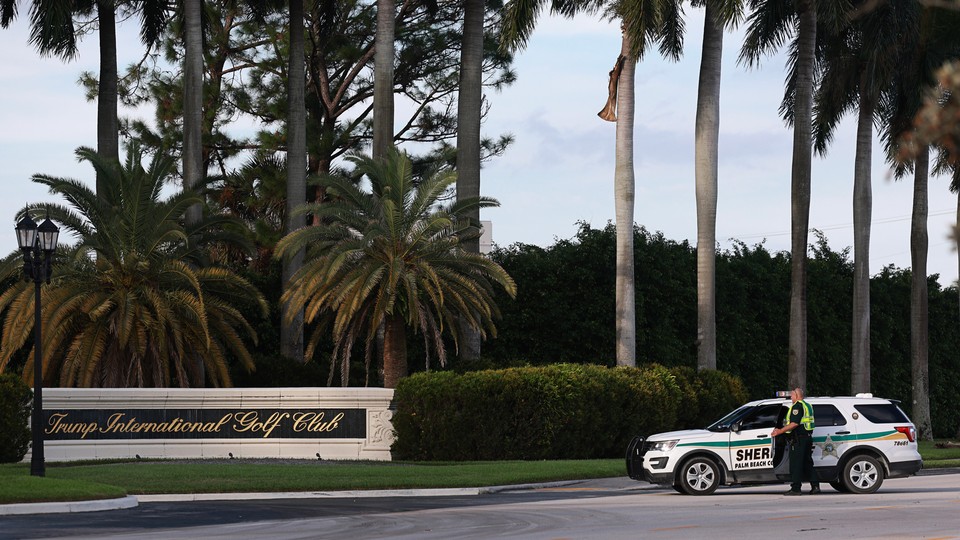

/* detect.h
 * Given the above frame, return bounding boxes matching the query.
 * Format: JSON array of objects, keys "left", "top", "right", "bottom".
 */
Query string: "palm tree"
[
  {"left": 740, "top": 0, "right": 847, "bottom": 389},
  {"left": 501, "top": 0, "right": 683, "bottom": 368},
  {"left": 812, "top": 0, "right": 917, "bottom": 393},
  {"left": 274, "top": 149, "right": 516, "bottom": 388},
  {"left": 282, "top": 0, "right": 308, "bottom": 362},
  {"left": 1, "top": 0, "right": 170, "bottom": 195},
  {"left": 97, "top": 0, "right": 119, "bottom": 180},
  {"left": 0, "top": 146, "right": 268, "bottom": 388},
  {"left": 183, "top": 0, "right": 203, "bottom": 227},
  {"left": 693, "top": 0, "right": 745, "bottom": 371},
  {"left": 886, "top": 7, "right": 960, "bottom": 439},
  {"left": 456, "top": 0, "right": 486, "bottom": 363},
  {"left": 373, "top": 0, "right": 396, "bottom": 159}
]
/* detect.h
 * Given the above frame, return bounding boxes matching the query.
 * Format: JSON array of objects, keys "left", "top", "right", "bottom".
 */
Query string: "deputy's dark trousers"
[{"left": 789, "top": 435, "right": 819, "bottom": 491}]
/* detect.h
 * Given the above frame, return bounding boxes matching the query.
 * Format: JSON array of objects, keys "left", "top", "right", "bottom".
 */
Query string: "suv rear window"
[
  {"left": 854, "top": 403, "right": 910, "bottom": 424},
  {"left": 812, "top": 404, "right": 847, "bottom": 426}
]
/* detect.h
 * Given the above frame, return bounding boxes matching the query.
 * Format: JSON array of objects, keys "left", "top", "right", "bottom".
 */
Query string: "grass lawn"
[
  {"left": 0, "top": 470, "right": 126, "bottom": 505},
  {"left": 2, "top": 441, "right": 957, "bottom": 505},
  {"left": 0, "top": 459, "right": 624, "bottom": 504},
  {"left": 917, "top": 440, "right": 960, "bottom": 468}
]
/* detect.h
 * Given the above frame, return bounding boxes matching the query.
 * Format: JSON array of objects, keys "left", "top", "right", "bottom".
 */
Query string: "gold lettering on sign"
[
  {"left": 45, "top": 413, "right": 99, "bottom": 439},
  {"left": 94, "top": 412, "right": 235, "bottom": 435},
  {"left": 232, "top": 411, "right": 290, "bottom": 438},
  {"left": 292, "top": 412, "right": 344, "bottom": 433},
  {"left": 43, "top": 409, "right": 351, "bottom": 439}
]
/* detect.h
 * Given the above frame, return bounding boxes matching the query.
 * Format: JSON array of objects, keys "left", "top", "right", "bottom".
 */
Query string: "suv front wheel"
[
  {"left": 841, "top": 455, "right": 884, "bottom": 494},
  {"left": 677, "top": 457, "right": 720, "bottom": 495}
]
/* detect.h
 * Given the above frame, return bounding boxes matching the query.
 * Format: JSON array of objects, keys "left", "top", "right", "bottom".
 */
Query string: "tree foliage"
[
  {"left": 0, "top": 373, "right": 31, "bottom": 463},
  {"left": 275, "top": 149, "right": 516, "bottom": 387},
  {"left": 0, "top": 146, "right": 268, "bottom": 388},
  {"left": 484, "top": 223, "right": 960, "bottom": 436}
]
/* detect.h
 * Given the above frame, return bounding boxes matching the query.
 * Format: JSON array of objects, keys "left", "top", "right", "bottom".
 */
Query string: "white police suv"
[{"left": 626, "top": 394, "right": 922, "bottom": 495}]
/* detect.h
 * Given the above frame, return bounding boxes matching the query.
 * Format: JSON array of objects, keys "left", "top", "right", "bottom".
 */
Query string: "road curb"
[
  {"left": 137, "top": 487, "right": 485, "bottom": 502},
  {"left": 0, "top": 495, "right": 138, "bottom": 516}
]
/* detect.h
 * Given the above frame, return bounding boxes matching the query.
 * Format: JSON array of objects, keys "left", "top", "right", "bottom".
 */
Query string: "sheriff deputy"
[{"left": 770, "top": 387, "right": 821, "bottom": 495}]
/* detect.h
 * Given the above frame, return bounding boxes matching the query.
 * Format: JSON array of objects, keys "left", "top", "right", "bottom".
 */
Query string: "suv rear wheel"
[
  {"left": 841, "top": 455, "right": 884, "bottom": 494},
  {"left": 677, "top": 457, "right": 720, "bottom": 495}
]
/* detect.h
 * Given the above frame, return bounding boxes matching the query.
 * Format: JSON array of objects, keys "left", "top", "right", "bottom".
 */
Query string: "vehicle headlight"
[{"left": 649, "top": 440, "right": 678, "bottom": 452}]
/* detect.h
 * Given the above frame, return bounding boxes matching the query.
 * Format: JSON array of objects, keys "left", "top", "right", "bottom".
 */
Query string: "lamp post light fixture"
[{"left": 15, "top": 213, "right": 59, "bottom": 477}]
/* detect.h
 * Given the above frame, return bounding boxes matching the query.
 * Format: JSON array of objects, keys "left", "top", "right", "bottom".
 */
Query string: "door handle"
[
  {"left": 756, "top": 435, "right": 768, "bottom": 438},
  {"left": 835, "top": 431, "right": 850, "bottom": 435}
]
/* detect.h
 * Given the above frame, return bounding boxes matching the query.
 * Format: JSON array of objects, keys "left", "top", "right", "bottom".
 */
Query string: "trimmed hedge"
[
  {"left": 0, "top": 374, "right": 31, "bottom": 463},
  {"left": 392, "top": 363, "right": 711, "bottom": 460},
  {"left": 670, "top": 366, "right": 750, "bottom": 429}
]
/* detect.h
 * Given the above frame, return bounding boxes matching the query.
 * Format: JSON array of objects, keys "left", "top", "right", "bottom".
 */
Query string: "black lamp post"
[{"left": 15, "top": 214, "right": 59, "bottom": 477}]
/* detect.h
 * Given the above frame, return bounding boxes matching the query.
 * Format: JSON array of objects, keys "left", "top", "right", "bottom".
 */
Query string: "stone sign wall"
[{"left": 26, "top": 388, "right": 395, "bottom": 462}]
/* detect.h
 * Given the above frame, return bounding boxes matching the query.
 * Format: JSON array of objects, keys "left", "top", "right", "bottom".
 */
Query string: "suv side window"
[
  {"left": 739, "top": 404, "right": 782, "bottom": 430},
  {"left": 812, "top": 404, "right": 847, "bottom": 426},
  {"left": 854, "top": 404, "right": 910, "bottom": 424}
]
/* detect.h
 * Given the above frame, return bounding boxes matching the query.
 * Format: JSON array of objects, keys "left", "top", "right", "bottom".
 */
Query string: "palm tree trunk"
[
  {"left": 183, "top": 0, "right": 203, "bottom": 227},
  {"left": 457, "top": 0, "right": 485, "bottom": 363},
  {"left": 373, "top": 0, "right": 396, "bottom": 159},
  {"left": 788, "top": 0, "right": 816, "bottom": 390},
  {"left": 851, "top": 93, "right": 874, "bottom": 394},
  {"left": 694, "top": 3, "right": 722, "bottom": 372},
  {"left": 383, "top": 314, "right": 407, "bottom": 388},
  {"left": 281, "top": 0, "right": 306, "bottom": 362},
  {"left": 614, "top": 31, "right": 636, "bottom": 367},
  {"left": 96, "top": 0, "right": 118, "bottom": 196},
  {"left": 911, "top": 146, "right": 932, "bottom": 440}
]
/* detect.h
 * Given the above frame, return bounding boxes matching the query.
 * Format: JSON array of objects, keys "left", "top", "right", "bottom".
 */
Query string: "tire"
[
  {"left": 672, "top": 481, "right": 687, "bottom": 494},
  {"left": 677, "top": 457, "right": 720, "bottom": 495},
  {"left": 841, "top": 455, "right": 884, "bottom": 494},
  {"left": 829, "top": 480, "right": 849, "bottom": 493}
]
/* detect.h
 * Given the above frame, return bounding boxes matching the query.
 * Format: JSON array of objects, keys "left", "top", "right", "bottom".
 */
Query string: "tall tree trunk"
[
  {"left": 281, "top": 0, "right": 306, "bottom": 362},
  {"left": 694, "top": 4, "right": 722, "bottom": 372},
  {"left": 456, "top": 0, "right": 485, "bottom": 363},
  {"left": 383, "top": 314, "right": 407, "bottom": 388},
  {"left": 183, "top": 0, "right": 203, "bottom": 227},
  {"left": 788, "top": 0, "right": 816, "bottom": 390},
  {"left": 615, "top": 32, "right": 636, "bottom": 367},
  {"left": 911, "top": 147, "right": 932, "bottom": 440},
  {"left": 96, "top": 0, "right": 118, "bottom": 196},
  {"left": 851, "top": 93, "right": 874, "bottom": 394},
  {"left": 373, "top": 0, "right": 395, "bottom": 159}
]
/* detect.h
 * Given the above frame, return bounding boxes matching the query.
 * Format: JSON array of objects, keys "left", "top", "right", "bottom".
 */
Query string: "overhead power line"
[{"left": 728, "top": 209, "right": 956, "bottom": 241}]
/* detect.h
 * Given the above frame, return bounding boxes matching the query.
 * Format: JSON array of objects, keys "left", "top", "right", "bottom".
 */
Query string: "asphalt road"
[{"left": 2, "top": 473, "right": 958, "bottom": 540}]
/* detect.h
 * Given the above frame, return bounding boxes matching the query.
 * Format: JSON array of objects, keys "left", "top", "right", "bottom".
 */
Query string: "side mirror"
[{"left": 731, "top": 422, "right": 741, "bottom": 434}]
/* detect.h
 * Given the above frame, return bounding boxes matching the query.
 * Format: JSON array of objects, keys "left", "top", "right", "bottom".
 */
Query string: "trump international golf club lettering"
[{"left": 43, "top": 409, "right": 365, "bottom": 440}]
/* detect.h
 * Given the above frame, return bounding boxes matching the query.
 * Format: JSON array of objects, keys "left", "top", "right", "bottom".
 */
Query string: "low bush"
[
  {"left": 392, "top": 363, "right": 696, "bottom": 460},
  {"left": 670, "top": 367, "right": 750, "bottom": 428},
  {"left": 0, "top": 374, "right": 32, "bottom": 463}
]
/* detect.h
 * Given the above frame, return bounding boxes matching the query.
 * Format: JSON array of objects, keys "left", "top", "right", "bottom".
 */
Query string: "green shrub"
[
  {"left": 0, "top": 374, "right": 32, "bottom": 463},
  {"left": 392, "top": 363, "right": 684, "bottom": 460},
  {"left": 669, "top": 366, "right": 700, "bottom": 428},
  {"left": 694, "top": 369, "right": 749, "bottom": 427},
  {"left": 667, "top": 366, "right": 750, "bottom": 429}
]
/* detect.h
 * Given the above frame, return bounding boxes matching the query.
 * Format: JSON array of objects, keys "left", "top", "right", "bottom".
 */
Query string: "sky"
[{"left": 0, "top": 8, "right": 958, "bottom": 287}]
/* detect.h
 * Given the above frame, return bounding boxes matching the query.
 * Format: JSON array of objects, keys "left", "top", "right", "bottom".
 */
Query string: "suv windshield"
[{"left": 707, "top": 404, "right": 755, "bottom": 432}]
